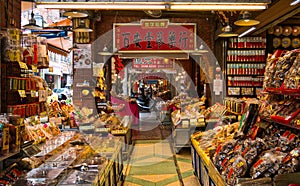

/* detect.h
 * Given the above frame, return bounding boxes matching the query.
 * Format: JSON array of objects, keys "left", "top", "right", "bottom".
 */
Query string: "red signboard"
[
  {"left": 113, "top": 19, "right": 196, "bottom": 52},
  {"left": 132, "top": 57, "right": 174, "bottom": 69}
]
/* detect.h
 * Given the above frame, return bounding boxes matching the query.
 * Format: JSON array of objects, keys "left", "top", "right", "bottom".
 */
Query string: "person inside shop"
[
  {"left": 139, "top": 84, "right": 146, "bottom": 100},
  {"left": 147, "top": 84, "right": 153, "bottom": 98}
]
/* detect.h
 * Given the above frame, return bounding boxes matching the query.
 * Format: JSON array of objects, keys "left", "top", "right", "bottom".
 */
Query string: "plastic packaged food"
[
  {"left": 224, "top": 155, "right": 248, "bottom": 185},
  {"left": 250, "top": 149, "right": 286, "bottom": 179}
]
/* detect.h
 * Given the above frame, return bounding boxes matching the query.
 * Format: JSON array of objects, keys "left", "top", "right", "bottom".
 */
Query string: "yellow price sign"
[
  {"left": 18, "top": 62, "right": 28, "bottom": 69},
  {"left": 18, "top": 90, "right": 26, "bottom": 98},
  {"left": 32, "top": 65, "right": 38, "bottom": 73},
  {"left": 31, "top": 90, "right": 36, "bottom": 97}
]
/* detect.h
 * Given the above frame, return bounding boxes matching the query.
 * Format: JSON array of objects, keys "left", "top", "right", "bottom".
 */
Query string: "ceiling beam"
[
  {"left": 235, "top": 1, "right": 300, "bottom": 35},
  {"left": 253, "top": 7, "right": 300, "bottom": 35}
]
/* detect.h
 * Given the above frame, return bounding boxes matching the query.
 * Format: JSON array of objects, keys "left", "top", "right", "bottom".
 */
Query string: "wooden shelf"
[
  {"left": 261, "top": 117, "right": 300, "bottom": 131},
  {"left": 228, "top": 85, "right": 263, "bottom": 87},
  {"left": 226, "top": 37, "right": 266, "bottom": 98},
  {"left": 227, "top": 61, "right": 266, "bottom": 63},
  {"left": 0, "top": 151, "right": 20, "bottom": 162},
  {"left": 228, "top": 47, "right": 266, "bottom": 50},
  {"left": 227, "top": 74, "right": 264, "bottom": 77},
  {"left": 98, "top": 52, "right": 114, "bottom": 56}
]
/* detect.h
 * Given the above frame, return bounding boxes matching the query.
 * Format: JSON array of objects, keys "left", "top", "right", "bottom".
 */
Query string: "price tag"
[
  {"left": 40, "top": 111, "right": 47, "bottom": 116},
  {"left": 18, "top": 90, "right": 26, "bottom": 97},
  {"left": 80, "top": 125, "right": 94, "bottom": 130},
  {"left": 95, "top": 128, "right": 108, "bottom": 132},
  {"left": 18, "top": 62, "right": 28, "bottom": 69},
  {"left": 32, "top": 65, "right": 38, "bottom": 73},
  {"left": 31, "top": 90, "right": 36, "bottom": 97}
]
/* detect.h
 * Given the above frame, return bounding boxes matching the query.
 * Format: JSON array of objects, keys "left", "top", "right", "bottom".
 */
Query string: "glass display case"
[{"left": 23, "top": 132, "right": 123, "bottom": 186}]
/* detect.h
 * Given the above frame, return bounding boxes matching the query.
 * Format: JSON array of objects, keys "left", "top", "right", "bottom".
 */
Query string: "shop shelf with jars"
[{"left": 225, "top": 37, "right": 267, "bottom": 97}]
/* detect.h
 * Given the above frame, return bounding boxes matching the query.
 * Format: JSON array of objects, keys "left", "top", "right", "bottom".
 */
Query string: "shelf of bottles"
[
  {"left": 226, "top": 37, "right": 266, "bottom": 97},
  {"left": 227, "top": 63, "right": 265, "bottom": 75}
]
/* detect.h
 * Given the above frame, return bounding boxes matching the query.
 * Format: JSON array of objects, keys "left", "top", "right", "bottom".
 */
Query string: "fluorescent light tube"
[
  {"left": 239, "top": 27, "right": 256, "bottom": 37},
  {"left": 170, "top": 3, "right": 267, "bottom": 10},
  {"left": 36, "top": 2, "right": 267, "bottom": 11},
  {"left": 290, "top": 0, "right": 300, "bottom": 6},
  {"left": 37, "top": 3, "right": 166, "bottom": 10}
]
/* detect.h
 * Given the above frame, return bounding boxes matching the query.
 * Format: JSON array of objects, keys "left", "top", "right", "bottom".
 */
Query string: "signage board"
[{"left": 114, "top": 19, "right": 196, "bottom": 53}]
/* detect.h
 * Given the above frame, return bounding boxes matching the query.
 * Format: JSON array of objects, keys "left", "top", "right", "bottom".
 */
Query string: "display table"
[
  {"left": 111, "top": 126, "right": 132, "bottom": 160},
  {"left": 59, "top": 137, "right": 123, "bottom": 186},
  {"left": 191, "top": 138, "right": 299, "bottom": 186},
  {"left": 172, "top": 125, "right": 204, "bottom": 153},
  {"left": 191, "top": 138, "right": 226, "bottom": 186}
]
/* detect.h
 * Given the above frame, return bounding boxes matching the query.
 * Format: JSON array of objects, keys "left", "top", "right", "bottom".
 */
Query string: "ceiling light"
[
  {"left": 169, "top": 3, "right": 267, "bottom": 11},
  {"left": 239, "top": 27, "right": 256, "bottom": 37},
  {"left": 218, "top": 25, "right": 238, "bottom": 37},
  {"left": 234, "top": 11, "right": 260, "bottom": 27},
  {"left": 37, "top": 2, "right": 166, "bottom": 10},
  {"left": 234, "top": 11, "right": 260, "bottom": 26},
  {"left": 23, "top": 1, "right": 42, "bottom": 30},
  {"left": 73, "top": 20, "right": 93, "bottom": 32},
  {"left": 36, "top": 2, "right": 268, "bottom": 11},
  {"left": 63, "top": 10, "right": 89, "bottom": 18}
]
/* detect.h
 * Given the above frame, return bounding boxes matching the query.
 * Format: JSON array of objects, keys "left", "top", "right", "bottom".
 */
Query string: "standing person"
[{"left": 148, "top": 84, "right": 153, "bottom": 98}]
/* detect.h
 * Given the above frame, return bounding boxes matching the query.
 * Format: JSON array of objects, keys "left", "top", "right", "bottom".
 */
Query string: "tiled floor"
[{"left": 122, "top": 111, "right": 200, "bottom": 186}]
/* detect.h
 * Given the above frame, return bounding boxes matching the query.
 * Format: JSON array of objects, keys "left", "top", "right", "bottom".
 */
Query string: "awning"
[
  {"left": 47, "top": 33, "right": 73, "bottom": 56},
  {"left": 48, "top": 18, "right": 72, "bottom": 27}
]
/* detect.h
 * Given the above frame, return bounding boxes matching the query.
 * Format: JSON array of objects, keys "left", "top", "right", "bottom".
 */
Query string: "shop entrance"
[{"left": 110, "top": 56, "right": 196, "bottom": 140}]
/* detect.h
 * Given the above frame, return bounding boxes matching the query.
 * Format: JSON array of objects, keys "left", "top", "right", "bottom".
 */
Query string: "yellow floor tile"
[{"left": 132, "top": 174, "right": 177, "bottom": 183}]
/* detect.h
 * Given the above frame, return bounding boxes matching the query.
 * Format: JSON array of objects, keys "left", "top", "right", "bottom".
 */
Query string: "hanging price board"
[{"left": 18, "top": 90, "right": 26, "bottom": 98}]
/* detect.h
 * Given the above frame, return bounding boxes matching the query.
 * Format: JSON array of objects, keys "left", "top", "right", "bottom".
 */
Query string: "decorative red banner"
[
  {"left": 113, "top": 19, "right": 196, "bottom": 52},
  {"left": 132, "top": 57, "right": 174, "bottom": 69}
]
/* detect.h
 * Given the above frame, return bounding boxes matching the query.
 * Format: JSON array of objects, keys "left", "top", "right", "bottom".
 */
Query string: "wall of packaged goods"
[{"left": 190, "top": 48, "right": 300, "bottom": 186}]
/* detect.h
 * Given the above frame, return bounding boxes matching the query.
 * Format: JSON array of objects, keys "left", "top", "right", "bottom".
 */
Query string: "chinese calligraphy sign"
[{"left": 113, "top": 19, "right": 196, "bottom": 52}]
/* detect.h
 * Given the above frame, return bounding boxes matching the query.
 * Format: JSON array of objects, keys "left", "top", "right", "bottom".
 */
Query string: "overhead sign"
[
  {"left": 137, "top": 73, "right": 166, "bottom": 80},
  {"left": 113, "top": 19, "right": 196, "bottom": 53},
  {"left": 132, "top": 57, "right": 174, "bottom": 69}
]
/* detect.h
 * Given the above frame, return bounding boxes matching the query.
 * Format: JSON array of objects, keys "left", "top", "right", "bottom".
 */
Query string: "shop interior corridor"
[{"left": 123, "top": 111, "right": 200, "bottom": 186}]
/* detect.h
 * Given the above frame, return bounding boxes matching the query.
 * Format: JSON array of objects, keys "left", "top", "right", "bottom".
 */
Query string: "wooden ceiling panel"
[{"left": 235, "top": 0, "right": 300, "bottom": 35}]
